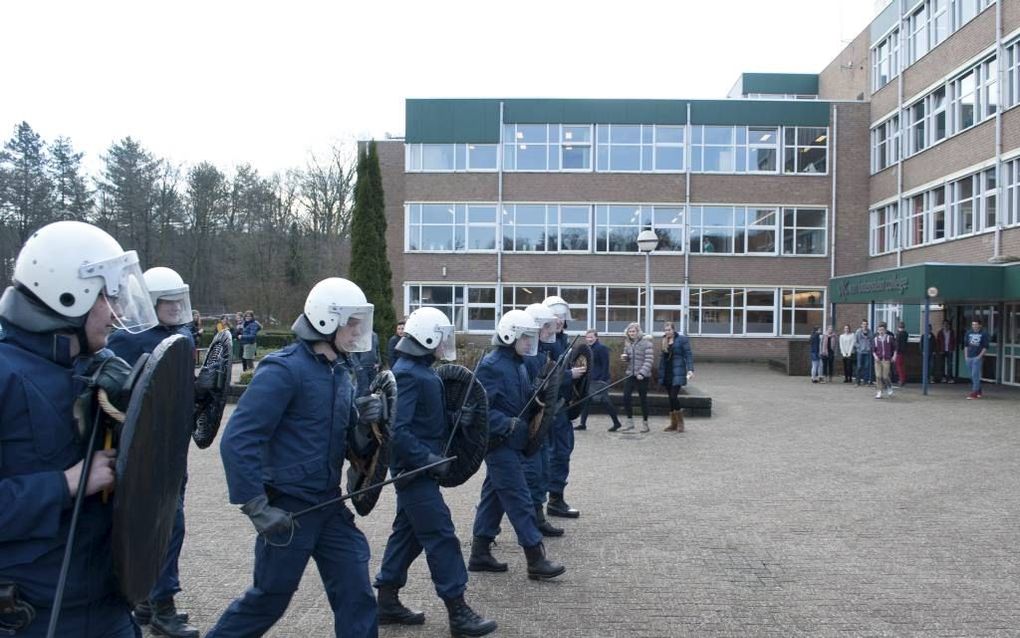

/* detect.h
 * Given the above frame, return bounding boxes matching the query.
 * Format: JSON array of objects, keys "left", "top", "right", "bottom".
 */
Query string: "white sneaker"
[
  {"left": 874, "top": 391, "right": 882, "bottom": 399},
  {"left": 886, "top": 388, "right": 894, "bottom": 397}
]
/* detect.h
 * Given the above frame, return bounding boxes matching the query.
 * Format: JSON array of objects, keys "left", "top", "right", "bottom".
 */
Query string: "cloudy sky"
[{"left": 0, "top": 0, "right": 878, "bottom": 176}]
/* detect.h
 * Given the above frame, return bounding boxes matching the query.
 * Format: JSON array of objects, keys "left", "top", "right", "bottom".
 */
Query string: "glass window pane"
[
  {"left": 655, "top": 146, "right": 683, "bottom": 170},
  {"left": 515, "top": 205, "right": 546, "bottom": 225},
  {"left": 796, "top": 209, "right": 826, "bottom": 227},
  {"left": 516, "top": 124, "right": 547, "bottom": 143},
  {"left": 746, "top": 290, "right": 774, "bottom": 306},
  {"left": 746, "top": 310, "right": 775, "bottom": 334},
  {"left": 514, "top": 226, "right": 547, "bottom": 251},
  {"left": 746, "top": 228, "right": 776, "bottom": 253},
  {"left": 421, "top": 204, "right": 454, "bottom": 224},
  {"left": 656, "top": 126, "right": 684, "bottom": 144},
  {"left": 560, "top": 205, "right": 589, "bottom": 224},
  {"left": 467, "top": 227, "right": 496, "bottom": 250},
  {"left": 468, "top": 145, "right": 497, "bottom": 169},
  {"left": 749, "top": 147, "right": 776, "bottom": 172},
  {"left": 655, "top": 289, "right": 684, "bottom": 306},
  {"left": 560, "top": 227, "right": 589, "bottom": 251},
  {"left": 562, "top": 146, "right": 590, "bottom": 169},
  {"left": 704, "top": 126, "right": 732, "bottom": 145},
  {"left": 608, "top": 288, "right": 639, "bottom": 305},
  {"left": 467, "top": 307, "right": 495, "bottom": 331},
  {"left": 610, "top": 145, "right": 641, "bottom": 171},
  {"left": 799, "top": 148, "right": 827, "bottom": 173},
  {"left": 421, "top": 145, "right": 456, "bottom": 170},
  {"left": 611, "top": 125, "right": 641, "bottom": 143},
  {"left": 516, "top": 144, "right": 546, "bottom": 170},
  {"left": 467, "top": 205, "right": 496, "bottom": 223},
  {"left": 562, "top": 126, "right": 591, "bottom": 143}
]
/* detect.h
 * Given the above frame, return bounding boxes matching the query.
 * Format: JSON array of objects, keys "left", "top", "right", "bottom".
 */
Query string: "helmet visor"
[
  {"left": 154, "top": 289, "right": 193, "bottom": 328},
  {"left": 105, "top": 263, "right": 159, "bottom": 334},
  {"left": 536, "top": 318, "right": 557, "bottom": 343},
  {"left": 548, "top": 302, "right": 571, "bottom": 321},
  {"left": 514, "top": 327, "right": 539, "bottom": 358},
  {"left": 332, "top": 305, "right": 374, "bottom": 353},
  {"left": 435, "top": 324, "right": 457, "bottom": 361}
]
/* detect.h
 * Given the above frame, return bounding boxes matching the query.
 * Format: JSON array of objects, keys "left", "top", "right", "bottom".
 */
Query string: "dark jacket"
[
  {"left": 219, "top": 340, "right": 361, "bottom": 505},
  {"left": 809, "top": 331, "right": 821, "bottom": 357},
  {"left": 354, "top": 332, "right": 380, "bottom": 396},
  {"left": 386, "top": 334, "right": 400, "bottom": 368},
  {"left": 476, "top": 346, "right": 532, "bottom": 451},
  {"left": 389, "top": 353, "right": 445, "bottom": 475},
  {"left": 895, "top": 329, "right": 909, "bottom": 355},
  {"left": 657, "top": 334, "right": 694, "bottom": 387},
  {"left": 107, "top": 324, "right": 196, "bottom": 367},
  {"left": 239, "top": 319, "right": 261, "bottom": 345},
  {"left": 0, "top": 322, "right": 121, "bottom": 607},
  {"left": 590, "top": 340, "right": 611, "bottom": 384}
]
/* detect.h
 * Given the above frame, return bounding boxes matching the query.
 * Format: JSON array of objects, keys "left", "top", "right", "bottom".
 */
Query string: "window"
[
  {"left": 948, "top": 57, "right": 996, "bottom": 134},
  {"left": 502, "top": 285, "right": 590, "bottom": 330},
  {"left": 781, "top": 289, "right": 825, "bottom": 336},
  {"left": 931, "top": 0, "right": 949, "bottom": 47},
  {"left": 594, "top": 205, "right": 684, "bottom": 253},
  {"left": 952, "top": 68, "right": 977, "bottom": 131},
  {"left": 1006, "top": 39, "right": 1020, "bottom": 108},
  {"left": 405, "top": 144, "right": 498, "bottom": 172},
  {"left": 871, "top": 29, "right": 900, "bottom": 91},
  {"left": 1006, "top": 159, "right": 1020, "bottom": 226},
  {"left": 782, "top": 208, "right": 827, "bottom": 256},
  {"left": 560, "top": 125, "right": 592, "bottom": 170},
  {"left": 874, "top": 303, "right": 903, "bottom": 331},
  {"left": 908, "top": 3, "right": 930, "bottom": 63},
  {"left": 690, "top": 126, "right": 781, "bottom": 174},
  {"left": 503, "top": 124, "right": 558, "bottom": 171},
  {"left": 947, "top": 169, "right": 997, "bottom": 237},
  {"left": 953, "top": 0, "right": 990, "bottom": 28},
  {"left": 406, "top": 203, "right": 496, "bottom": 252},
  {"left": 744, "top": 289, "right": 778, "bottom": 335},
  {"left": 906, "top": 193, "right": 927, "bottom": 247},
  {"left": 595, "top": 124, "right": 685, "bottom": 172},
  {"left": 593, "top": 287, "right": 642, "bottom": 335},
  {"left": 689, "top": 206, "right": 769, "bottom": 255},
  {"left": 784, "top": 127, "right": 827, "bottom": 173},
  {"left": 501, "top": 204, "right": 592, "bottom": 252},
  {"left": 870, "top": 203, "right": 900, "bottom": 255},
  {"left": 688, "top": 288, "right": 780, "bottom": 336},
  {"left": 406, "top": 284, "right": 498, "bottom": 332},
  {"left": 950, "top": 173, "right": 976, "bottom": 236},
  {"left": 747, "top": 127, "right": 779, "bottom": 172},
  {"left": 651, "top": 288, "right": 685, "bottom": 334},
  {"left": 871, "top": 116, "right": 899, "bottom": 172}
]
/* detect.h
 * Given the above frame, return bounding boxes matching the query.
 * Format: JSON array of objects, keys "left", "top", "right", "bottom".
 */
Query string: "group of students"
[{"left": 810, "top": 318, "right": 991, "bottom": 400}]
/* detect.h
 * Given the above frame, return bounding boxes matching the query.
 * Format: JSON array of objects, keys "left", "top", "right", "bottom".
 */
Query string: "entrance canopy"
[{"left": 829, "top": 262, "right": 1020, "bottom": 305}]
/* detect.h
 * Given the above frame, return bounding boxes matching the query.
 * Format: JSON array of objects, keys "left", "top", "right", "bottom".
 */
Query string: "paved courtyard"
[{"left": 174, "top": 363, "right": 1019, "bottom": 637}]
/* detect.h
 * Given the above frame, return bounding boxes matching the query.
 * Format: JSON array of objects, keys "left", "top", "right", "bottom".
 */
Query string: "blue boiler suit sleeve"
[
  {"left": 389, "top": 369, "right": 434, "bottom": 470},
  {"left": 476, "top": 361, "right": 514, "bottom": 440},
  {"left": 219, "top": 359, "right": 295, "bottom": 504},
  {"left": 0, "top": 471, "right": 70, "bottom": 542}
]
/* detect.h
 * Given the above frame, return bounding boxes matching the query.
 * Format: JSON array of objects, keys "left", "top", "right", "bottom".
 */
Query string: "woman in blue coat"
[{"left": 657, "top": 321, "right": 694, "bottom": 433}]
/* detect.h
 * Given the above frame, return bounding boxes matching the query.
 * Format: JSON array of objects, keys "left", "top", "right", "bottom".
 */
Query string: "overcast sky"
[{"left": 0, "top": 0, "right": 878, "bottom": 176}]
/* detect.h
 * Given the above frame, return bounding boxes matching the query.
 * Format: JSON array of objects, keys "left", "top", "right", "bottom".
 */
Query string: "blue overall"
[
  {"left": 548, "top": 331, "right": 575, "bottom": 494},
  {"left": 374, "top": 354, "right": 468, "bottom": 601},
  {"left": 207, "top": 341, "right": 377, "bottom": 638},
  {"left": 353, "top": 333, "right": 380, "bottom": 398},
  {"left": 471, "top": 347, "right": 542, "bottom": 549},
  {"left": 521, "top": 341, "right": 569, "bottom": 508},
  {"left": 0, "top": 320, "right": 139, "bottom": 637},
  {"left": 107, "top": 324, "right": 194, "bottom": 604}
]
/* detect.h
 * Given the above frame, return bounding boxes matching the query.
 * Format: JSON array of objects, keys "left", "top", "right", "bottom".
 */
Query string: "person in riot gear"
[
  {"left": 106, "top": 266, "right": 199, "bottom": 638},
  {"left": 206, "top": 277, "right": 381, "bottom": 638},
  {"left": 0, "top": 220, "right": 158, "bottom": 637},
  {"left": 521, "top": 303, "right": 567, "bottom": 538},
  {"left": 373, "top": 307, "right": 497, "bottom": 637},
  {"left": 542, "top": 296, "right": 585, "bottom": 519},
  {"left": 468, "top": 310, "right": 566, "bottom": 581}
]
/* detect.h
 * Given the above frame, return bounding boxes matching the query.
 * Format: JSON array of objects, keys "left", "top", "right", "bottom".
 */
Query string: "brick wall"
[
  {"left": 902, "top": 120, "right": 995, "bottom": 191},
  {"left": 834, "top": 103, "right": 873, "bottom": 278},
  {"left": 902, "top": 6, "right": 995, "bottom": 99},
  {"left": 819, "top": 28, "right": 870, "bottom": 101}
]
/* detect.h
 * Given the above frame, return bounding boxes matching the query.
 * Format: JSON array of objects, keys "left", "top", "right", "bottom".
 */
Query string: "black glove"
[
  {"left": 425, "top": 453, "right": 451, "bottom": 480},
  {"left": 450, "top": 402, "right": 482, "bottom": 431},
  {"left": 83, "top": 354, "right": 134, "bottom": 410},
  {"left": 355, "top": 394, "right": 384, "bottom": 426},
  {"left": 241, "top": 494, "right": 295, "bottom": 537}
]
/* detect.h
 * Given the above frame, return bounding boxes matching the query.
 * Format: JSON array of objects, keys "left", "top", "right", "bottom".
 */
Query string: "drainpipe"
[
  {"left": 829, "top": 105, "right": 839, "bottom": 329},
  {"left": 994, "top": 0, "right": 1004, "bottom": 259},
  {"left": 895, "top": 17, "right": 905, "bottom": 269},
  {"left": 497, "top": 101, "right": 505, "bottom": 317},
  {"left": 683, "top": 102, "right": 692, "bottom": 334}
]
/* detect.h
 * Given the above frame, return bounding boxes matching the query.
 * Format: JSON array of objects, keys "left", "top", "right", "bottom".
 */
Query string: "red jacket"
[{"left": 873, "top": 333, "right": 897, "bottom": 361}]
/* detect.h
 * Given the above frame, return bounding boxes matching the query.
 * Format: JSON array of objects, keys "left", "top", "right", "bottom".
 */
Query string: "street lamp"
[{"left": 637, "top": 229, "right": 659, "bottom": 334}]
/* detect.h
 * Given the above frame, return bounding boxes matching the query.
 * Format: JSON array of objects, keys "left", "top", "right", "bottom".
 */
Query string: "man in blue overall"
[
  {"left": 521, "top": 303, "right": 570, "bottom": 538},
  {"left": 0, "top": 220, "right": 158, "bottom": 637},
  {"left": 543, "top": 296, "right": 584, "bottom": 519},
  {"left": 373, "top": 307, "right": 496, "bottom": 637},
  {"left": 107, "top": 266, "right": 198, "bottom": 638},
  {"left": 206, "top": 277, "right": 382, "bottom": 638},
  {"left": 468, "top": 310, "right": 566, "bottom": 580}
]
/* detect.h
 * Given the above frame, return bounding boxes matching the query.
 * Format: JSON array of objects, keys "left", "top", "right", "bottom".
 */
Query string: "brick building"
[{"left": 371, "top": 0, "right": 1020, "bottom": 385}]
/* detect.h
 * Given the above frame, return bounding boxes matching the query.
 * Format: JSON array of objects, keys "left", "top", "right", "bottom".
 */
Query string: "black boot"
[
  {"left": 133, "top": 600, "right": 190, "bottom": 626},
  {"left": 547, "top": 492, "right": 580, "bottom": 519},
  {"left": 149, "top": 598, "right": 200, "bottom": 638},
  {"left": 468, "top": 537, "right": 508, "bottom": 572},
  {"left": 444, "top": 595, "right": 497, "bottom": 637},
  {"left": 524, "top": 542, "right": 566, "bottom": 580},
  {"left": 376, "top": 585, "right": 425, "bottom": 625},
  {"left": 607, "top": 420, "right": 621, "bottom": 432},
  {"left": 535, "top": 505, "right": 564, "bottom": 537}
]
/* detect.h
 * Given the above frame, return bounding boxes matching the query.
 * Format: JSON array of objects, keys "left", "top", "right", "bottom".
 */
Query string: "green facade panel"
[
  {"left": 829, "top": 264, "right": 1013, "bottom": 305},
  {"left": 405, "top": 98, "right": 831, "bottom": 143},
  {"left": 740, "top": 73, "right": 819, "bottom": 96}
]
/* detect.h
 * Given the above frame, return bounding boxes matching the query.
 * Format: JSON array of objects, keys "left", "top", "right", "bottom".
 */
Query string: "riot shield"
[
  {"left": 567, "top": 343, "right": 592, "bottom": 420},
  {"left": 345, "top": 371, "right": 394, "bottom": 516},
  {"left": 193, "top": 328, "right": 232, "bottom": 449},
  {"left": 525, "top": 360, "right": 561, "bottom": 456},
  {"left": 111, "top": 334, "right": 194, "bottom": 603},
  {"left": 435, "top": 364, "right": 489, "bottom": 487}
]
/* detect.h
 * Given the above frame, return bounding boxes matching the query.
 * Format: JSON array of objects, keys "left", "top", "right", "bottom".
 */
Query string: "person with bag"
[
  {"left": 820, "top": 326, "right": 837, "bottom": 383},
  {"left": 620, "top": 322, "right": 654, "bottom": 433},
  {"left": 657, "top": 321, "right": 694, "bottom": 433}
]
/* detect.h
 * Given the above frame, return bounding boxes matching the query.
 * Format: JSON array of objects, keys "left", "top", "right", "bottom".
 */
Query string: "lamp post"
[{"left": 637, "top": 229, "right": 659, "bottom": 334}]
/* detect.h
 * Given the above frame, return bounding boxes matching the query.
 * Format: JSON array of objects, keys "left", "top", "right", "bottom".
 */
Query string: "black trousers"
[
  {"left": 623, "top": 377, "right": 649, "bottom": 420},
  {"left": 842, "top": 356, "right": 854, "bottom": 381},
  {"left": 666, "top": 384, "right": 682, "bottom": 411},
  {"left": 579, "top": 383, "right": 622, "bottom": 428},
  {"left": 822, "top": 354, "right": 835, "bottom": 378}
]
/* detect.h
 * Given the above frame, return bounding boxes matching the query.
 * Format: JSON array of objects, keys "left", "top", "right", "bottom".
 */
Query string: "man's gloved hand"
[
  {"left": 425, "top": 453, "right": 451, "bottom": 480},
  {"left": 83, "top": 355, "right": 134, "bottom": 410},
  {"left": 452, "top": 402, "right": 482, "bottom": 430},
  {"left": 355, "top": 393, "right": 384, "bottom": 426},
  {"left": 241, "top": 494, "right": 295, "bottom": 537}
]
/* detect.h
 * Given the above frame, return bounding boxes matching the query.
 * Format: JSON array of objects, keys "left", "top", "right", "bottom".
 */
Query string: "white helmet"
[
  {"left": 302, "top": 277, "right": 374, "bottom": 352},
  {"left": 543, "top": 295, "right": 572, "bottom": 321},
  {"left": 404, "top": 306, "right": 456, "bottom": 361},
  {"left": 524, "top": 303, "right": 557, "bottom": 344},
  {"left": 144, "top": 266, "right": 192, "bottom": 327},
  {"left": 12, "top": 221, "right": 157, "bottom": 333},
  {"left": 495, "top": 309, "right": 539, "bottom": 357}
]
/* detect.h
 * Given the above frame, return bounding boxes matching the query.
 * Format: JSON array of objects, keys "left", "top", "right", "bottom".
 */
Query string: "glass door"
[
  {"left": 959, "top": 305, "right": 999, "bottom": 382},
  {"left": 1004, "top": 304, "right": 1020, "bottom": 386}
]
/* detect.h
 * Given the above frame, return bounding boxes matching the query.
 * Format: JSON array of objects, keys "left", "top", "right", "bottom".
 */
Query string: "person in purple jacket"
[{"left": 872, "top": 322, "right": 897, "bottom": 399}]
